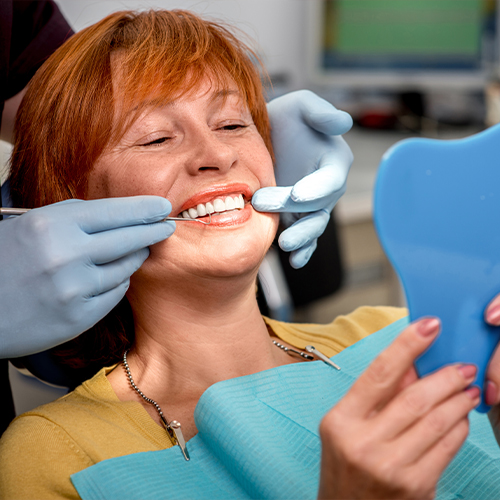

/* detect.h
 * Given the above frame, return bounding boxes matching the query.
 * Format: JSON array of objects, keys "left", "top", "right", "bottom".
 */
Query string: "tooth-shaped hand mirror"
[{"left": 374, "top": 124, "right": 500, "bottom": 413}]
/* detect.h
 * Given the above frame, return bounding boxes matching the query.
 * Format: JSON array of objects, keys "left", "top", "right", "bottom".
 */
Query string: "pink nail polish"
[
  {"left": 458, "top": 364, "right": 477, "bottom": 380},
  {"left": 465, "top": 386, "right": 481, "bottom": 400},
  {"left": 417, "top": 318, "right": 440, "bottom": 337},
  {"left": 487, "top": 305, "right": 500, "bottom": 326},
  {"left": 486, "top": 380, "right": 498, "bottom": 406}
]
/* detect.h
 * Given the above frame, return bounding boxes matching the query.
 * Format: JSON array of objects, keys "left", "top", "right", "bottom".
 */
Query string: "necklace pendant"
[
  {"left": 122, "top": 351, "right": 190, "bottom": 462},
  {"left": 305, "top": 345, "right": 341, "bottom": 371},
  {"left": 168, "top": 420, "right": 190, "bottom": 461}
]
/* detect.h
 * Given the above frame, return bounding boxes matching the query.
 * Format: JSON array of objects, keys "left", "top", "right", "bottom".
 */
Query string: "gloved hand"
[
  {"left": 0, "top": 196, "right": 174, "bottom": 358},
  {"left": 253, "top": 90, "right": 353, "bottom": 268}
]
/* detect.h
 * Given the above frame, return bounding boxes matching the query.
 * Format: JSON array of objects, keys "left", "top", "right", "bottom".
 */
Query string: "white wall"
[{"left": 57, "top": 0, "right": 310, "bottom": 92}]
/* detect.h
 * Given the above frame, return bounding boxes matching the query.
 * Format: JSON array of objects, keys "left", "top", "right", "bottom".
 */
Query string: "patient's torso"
[{"left": 0, "top": 306, "right": 406, "bottom": 500}]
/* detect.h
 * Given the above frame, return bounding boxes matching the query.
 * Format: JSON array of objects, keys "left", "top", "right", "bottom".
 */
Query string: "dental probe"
[
  {"left": 0, "top": 208, "right": 30, "bottom": 216},
  {"left": 161, "top": 212, "right": 211, "bottom": 225},
  {"left": 0, "top": 208, "right": 212, "bottom": 225}
]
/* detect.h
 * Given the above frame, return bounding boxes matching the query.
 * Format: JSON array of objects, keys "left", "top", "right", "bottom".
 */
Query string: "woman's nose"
[{"left": 186, "top": 129, "right": 238, "bottom": 174}]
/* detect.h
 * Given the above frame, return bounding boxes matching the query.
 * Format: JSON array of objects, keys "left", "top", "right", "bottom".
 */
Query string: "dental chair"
[{"left": 258, "top": 213, "right": 344, "bottom": 321}]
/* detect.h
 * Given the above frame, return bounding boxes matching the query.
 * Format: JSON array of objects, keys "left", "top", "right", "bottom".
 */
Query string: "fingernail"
[
  {"left": 417, "top": 317, "right": 440, "bottom": 337},
  {"left": 486, "top": 380, "right": 498, "bottom": 406},
  {"left": 465, "top": 386, "right": 481, "bottom": 400},
  {"left": 486, "top": 305, "right": 500, "bottom": 326},
  {"left": 458, "top": 364, "right": 477, "bottom": 380}
]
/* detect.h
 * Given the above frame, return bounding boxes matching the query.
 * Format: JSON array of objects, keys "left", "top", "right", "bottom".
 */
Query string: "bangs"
[
  {"left": 10, "top": 8, "right": 272, "bottom": 209},
  {"left": 108, "top": 10, "right": 269, "bottom": 147}
]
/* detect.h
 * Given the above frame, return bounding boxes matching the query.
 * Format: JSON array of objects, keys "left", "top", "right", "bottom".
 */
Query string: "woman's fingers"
[
  {"left": 395, "top": 366, "right": 419, "bottom": 394},
  {"left": 486, "top": 350, "right": 500, "bottom": 405},
  {"left": 485, "top": 293, "right": 500, "bottom": 405},
  {"left": 319, "top": 317, "right": 478, "bottom": 500},
  {"left": 376, "top": 364, "right": 477, "bottom": 440},
  {"left": 485, "top": 294, "right": 500, "bottom": 326},
  {"left": 484, "top": 294, "right": 500, "bottom": 405},
  {"left": 390, "top": 386, "right": 479, "bottom": 466},
  {"left": 337, "top": 317, "right": 441, "bottom": 418},
  {"left": 410, "top": 417, "right": 470, "bottom": 489}
]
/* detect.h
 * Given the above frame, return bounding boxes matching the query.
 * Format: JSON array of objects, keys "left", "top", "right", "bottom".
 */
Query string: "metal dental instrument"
[
  {"left": 162, "top": 212, "right": 212, "bottom": 225},
  {"left": 0, "top": 208, "right": 212, "bottom": 225},
  {"left": 0, "top": 208, "right": 30, "bottom": 216},
  {"left": 305, "top": 345, "right": 341, "bottom": 371}
]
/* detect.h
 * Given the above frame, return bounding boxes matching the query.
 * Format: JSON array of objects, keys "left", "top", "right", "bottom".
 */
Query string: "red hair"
[
  {"left": 9, "top": 10, "right": 273, "bottom": 380},
  {"left": 10, "top": 9, "right": 272, "bottom": 208}
]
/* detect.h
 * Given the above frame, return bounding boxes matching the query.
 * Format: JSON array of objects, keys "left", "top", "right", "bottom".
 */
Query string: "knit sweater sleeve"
[{"left": 0, "top": 414, "right": 92, "bottom": 500}]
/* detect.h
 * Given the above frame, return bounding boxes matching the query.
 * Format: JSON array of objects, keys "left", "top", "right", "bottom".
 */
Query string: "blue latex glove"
[
  {"left": 0, "top": 196, "right": 174, "bottom": 358},
  {"left": 253, "top": 90, "right": 353, "bottom": 268}
]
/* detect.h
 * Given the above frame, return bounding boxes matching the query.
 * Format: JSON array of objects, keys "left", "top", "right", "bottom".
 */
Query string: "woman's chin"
[
  {"left": 195, "top": 248, "right": 266, "bottom": 279},
  {"left": 143, "top": 212, "right": 278, "bottom": 283},
  {"left": 139, "top": 247, "right": 265, "bottom": 288}
]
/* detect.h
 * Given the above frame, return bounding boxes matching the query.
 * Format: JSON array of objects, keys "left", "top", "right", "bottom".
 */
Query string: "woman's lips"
[
  {"left": 177, "top": 183, "right": 253, "bottom": 215},
  {"left": 173, "top": 182, "right": 255, "bottom": 228},
  {"left": 180, "top": 203, "right": 252, "bottom": 228}
]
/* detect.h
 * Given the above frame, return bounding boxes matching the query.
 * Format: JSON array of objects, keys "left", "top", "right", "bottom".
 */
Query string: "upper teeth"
[{"left": 181, "top": 194, "right": 245, "bottom": 219}]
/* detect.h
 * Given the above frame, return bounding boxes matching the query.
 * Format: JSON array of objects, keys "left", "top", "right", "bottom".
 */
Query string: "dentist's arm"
[
  {"left": 253, "top": 90, "right": 353, "bottom": 269},
  {"left": 0, "top": 196, "right": 174, "bottom": 358}
]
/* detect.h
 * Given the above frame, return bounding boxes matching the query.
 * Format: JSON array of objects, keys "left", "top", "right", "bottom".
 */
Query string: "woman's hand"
[
  {"left": 483, "top": 296, "right": 500, "bottom": 443},
  {"left": 318, "top": 318, "right": 480, "bottom": 500}
]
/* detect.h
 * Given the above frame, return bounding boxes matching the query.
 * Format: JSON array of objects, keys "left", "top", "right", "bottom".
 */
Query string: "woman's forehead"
[{"left": 110, "top": 54, "right": 246, "bottom": 114}]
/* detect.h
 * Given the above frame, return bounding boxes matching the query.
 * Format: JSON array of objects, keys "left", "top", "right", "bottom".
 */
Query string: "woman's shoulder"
[
  {"left": 5, "top": 364, "right": 171, "bottom": 451},
  {"left": 0, "top": 367, "right": 117, "bottom": 469},
  {"left": 0, "top": 364, "right": 173, "bottom": 498},
  {"left": 336, "top": 305, "right": 408, "bottom": 331},
  {"left": 265, "top": 306, "right": 408, "bottom": 357},
  {"left": 0, "top": 403, "right": 93, "bottom": 500},
  {"left": 11, "top": 365, "right": 121, "bottom": 426}
]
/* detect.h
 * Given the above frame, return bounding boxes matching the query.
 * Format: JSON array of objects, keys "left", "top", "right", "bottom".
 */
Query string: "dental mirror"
[{"left": 374, "top": 124, "right": 500, "bottom": 413}]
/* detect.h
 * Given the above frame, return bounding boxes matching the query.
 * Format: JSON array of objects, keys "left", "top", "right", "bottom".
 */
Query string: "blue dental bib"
[{"left": 71, "top": 318, "right": 500, "bottom": 500}]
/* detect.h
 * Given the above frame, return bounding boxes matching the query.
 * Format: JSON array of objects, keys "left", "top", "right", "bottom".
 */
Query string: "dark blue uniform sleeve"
[
  {"left": 0, "top": 0, "right": 73, "bottom": 438},
  {"left": 1, "top": 0, "right": 74, "bottom": 105}
]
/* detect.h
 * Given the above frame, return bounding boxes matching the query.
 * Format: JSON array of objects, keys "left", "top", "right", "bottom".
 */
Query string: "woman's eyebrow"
[
  {"left": 129, "top": 90, "right": 241, "bottom": 113},
  {"left": 127, "top": 97, "right": 173, "bottom": 114},
  {"left": 210, "top": 89, "right": 241, "bottom": 104}
]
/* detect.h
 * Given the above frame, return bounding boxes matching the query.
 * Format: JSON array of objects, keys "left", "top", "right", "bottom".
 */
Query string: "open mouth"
[{"left": 178, "top": 194, "right": 245, "bottom": 220}]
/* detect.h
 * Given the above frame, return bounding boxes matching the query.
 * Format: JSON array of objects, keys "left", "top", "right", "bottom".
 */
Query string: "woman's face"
[{"left": 87, "top": 75, "right": 278, "bottom": 283}]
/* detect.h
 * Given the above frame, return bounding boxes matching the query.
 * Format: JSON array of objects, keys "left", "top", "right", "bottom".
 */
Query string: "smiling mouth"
[{"left": 178, "top": 194, "right": 246, "bottom": 220}]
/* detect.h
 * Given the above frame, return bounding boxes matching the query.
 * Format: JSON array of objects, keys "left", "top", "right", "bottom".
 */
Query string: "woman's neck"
[{"left": 108, "top": 270, "right": 292, "bottom": 424}]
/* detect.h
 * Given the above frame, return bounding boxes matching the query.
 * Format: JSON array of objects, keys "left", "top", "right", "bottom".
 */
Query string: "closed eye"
[
  {"left": 141, "top": 137, "right": 170, "bottom": 146},
  {"left": 220, "top": 124, "right": 248, "bottom": 131}
]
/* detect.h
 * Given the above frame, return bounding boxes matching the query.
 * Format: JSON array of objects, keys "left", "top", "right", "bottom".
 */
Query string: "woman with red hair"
[{"left": 0, "top": 10, "right": 484, "bottom": 500}]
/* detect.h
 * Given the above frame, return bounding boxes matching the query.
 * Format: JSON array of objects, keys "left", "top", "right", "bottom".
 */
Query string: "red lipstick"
[{"left": 178, "top": 183, "right": 253, "bottom": 214}]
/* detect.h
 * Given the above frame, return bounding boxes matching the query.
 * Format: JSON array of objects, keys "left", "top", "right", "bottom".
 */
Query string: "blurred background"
[{"left": 3, "top": 0, "right": 500, "bottom": 324}]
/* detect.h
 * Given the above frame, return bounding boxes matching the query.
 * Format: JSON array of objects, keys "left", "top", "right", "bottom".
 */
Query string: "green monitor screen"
[{"left": 322, "top": 0, "right": 495, "bottom": 71}]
